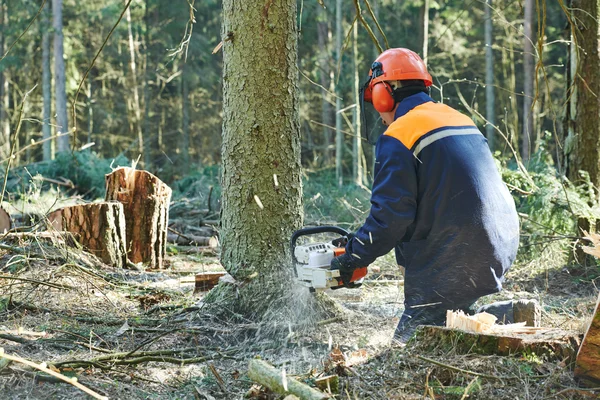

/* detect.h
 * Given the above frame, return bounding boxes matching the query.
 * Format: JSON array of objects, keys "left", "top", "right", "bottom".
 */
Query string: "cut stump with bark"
[
  {"left": 415, "top": 325, "right": 581, "bottom": 362},
  {"left": 575, "top": 292, "right": 600, "bottom": 386},
  {"left": 0, "top": 206, "right": 10, "bottom": 233},
  {"left": 105, "top": 167, "right": 172, "bottom": 269},
  {"left": 47, "top": 202, "right": 127, "bottom": 268}
]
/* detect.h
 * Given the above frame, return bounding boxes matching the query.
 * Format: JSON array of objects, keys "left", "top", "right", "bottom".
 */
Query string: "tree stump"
[
  {"left": 575, "top": 292, "right": 600, "bottom": 385},
  {"left": 105, "top": 167, "right": 172, "bottom": 269},
  {"left": 47, "top": 202, "right": 127, "bottom": 267}
]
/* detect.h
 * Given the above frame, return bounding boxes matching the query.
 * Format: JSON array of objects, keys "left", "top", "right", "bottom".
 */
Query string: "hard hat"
[{"left": 362, "top": 48, "right": 432, "bottom": 113}]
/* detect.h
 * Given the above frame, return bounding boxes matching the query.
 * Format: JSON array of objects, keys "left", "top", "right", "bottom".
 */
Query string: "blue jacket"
[{"left": 347, "top": 92, "right": 519, "bottom": 310}]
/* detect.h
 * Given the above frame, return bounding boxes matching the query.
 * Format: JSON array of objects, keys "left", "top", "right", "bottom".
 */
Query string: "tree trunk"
[
  {"left": 42, "top": 0, "right": 52, "bottom": 161},
  {"left": 484, "top": 0, "right": 496, "bottom": 151},
  {"left": 522, "top": 0, "right": 534, "bottom": 162},
  {"left": 215, "top": 0, "right": 306, "bottom": 320},
  {"left": 126, "top": 3, "right": 144, "bottom": 162},
  {"left": 105, "top": 167, "right": 172, "bottom": 269},
  {"left": 0, "top": 0, "right": 9, "bottom": 160},
  {"left": 142, "top": 0, "right": 152, "bottom": 168},
  {"left": 317, "top": 7, "right": 333, "bottom": 166},
  {"left": 420, "top": 0, "right": 430, "bottom": 62},
  {"left": 335, "top": 0, "right": 343, "bottom": 188},
  {"left": 568, "top": 0, "right": 600, "bottom": 196},
  {"left": 53, "top": 0, "right": 69, "bottom": 152},
  {"left": 181, "top": 61, "right": 190, "bottom": 174},
  {"left": 352, "top": 21, "right": 363, "bottom": 186},
  {"left": 48, "top": 203, "right": 128, "bottom": 268}
]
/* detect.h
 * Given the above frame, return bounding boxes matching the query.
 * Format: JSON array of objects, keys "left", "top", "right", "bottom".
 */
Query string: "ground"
[{"left": 0, "top": 235, "right": 599, "bottom": 400}]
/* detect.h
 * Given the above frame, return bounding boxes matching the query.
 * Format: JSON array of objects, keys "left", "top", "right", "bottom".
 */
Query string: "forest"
[{"left": 0, "top": 0, "right": 599, "bottom": 399}]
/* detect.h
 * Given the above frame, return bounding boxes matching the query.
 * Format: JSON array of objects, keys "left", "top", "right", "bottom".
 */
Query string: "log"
[
  {"left": 47, "top": 202, "right": 127, "bottom": 268},
  {"left": 575, "top": 292, "right": 600, "bottom": 385},
  {"left": 415, "top": 325, "right": 581, "bottom": 362},
  {"left": 105, "top": 167, "right": 172, "bottom": 269},
  {"left": 248, "top": 359, "right": 329, "bottom": 400},
  {"left": 194, "top": 271, "right": 226, "bottom": 292},
  {"left": 166, "top": 232, "right": 219, "bottom": 247}
]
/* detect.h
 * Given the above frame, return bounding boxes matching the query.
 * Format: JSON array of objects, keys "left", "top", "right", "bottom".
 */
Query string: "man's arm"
[{"left": 346, "top": 135, "right": 418, "bottom": 267}]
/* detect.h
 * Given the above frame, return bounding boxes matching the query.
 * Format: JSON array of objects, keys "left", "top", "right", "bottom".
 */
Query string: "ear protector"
[{"left": 363, "top": 61, "right": 397, "bottom": 113}]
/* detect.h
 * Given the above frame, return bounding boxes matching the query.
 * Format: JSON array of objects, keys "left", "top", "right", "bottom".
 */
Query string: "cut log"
[
  {"left": 194, "top": 271, "right": 226, "bottom": 292},
  {"left": 248, "top": 359, "right": 329, "bottom": 400},
  {"left": 415, "top": 325, "right": 581, "bottom": 362},
  {"left": 575, "top": 292, "right": 600, "bottom": 385},
  {"left": 166, "top": 232, "right": 219, "bottom": 247},
  {"left": 47, "top": 202, "right": 127, "bottom": 268},
  {"left": 0, "top": 206, "right": 10, "bottom": 233},
  {"left": 105, "top": 167, "right": 172, "bottom": 269}
]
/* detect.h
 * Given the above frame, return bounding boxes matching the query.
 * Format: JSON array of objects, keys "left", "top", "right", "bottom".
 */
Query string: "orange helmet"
[{"left": 362, "top": 48, "right": 432, "bottom": 113}]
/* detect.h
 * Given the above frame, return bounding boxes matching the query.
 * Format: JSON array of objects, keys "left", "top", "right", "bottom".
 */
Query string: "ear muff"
[{"left": 371, "top": 82, "right": 396, "bottom": 113}]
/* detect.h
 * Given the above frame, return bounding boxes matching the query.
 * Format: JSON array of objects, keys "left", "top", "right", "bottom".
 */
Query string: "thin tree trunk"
[
  {"left": 335, "top": 0, "right": 343, "bottom": 187},
  {"left": 421, "top": 0, "right": 430, "bottom": 62},
  {"left": 216, "top": 0, "right": 305, "bottom": 319},
  {"left": 484, "top": 0, "right": 496, "bottom": 151},
  {"left": 42, "top": 0, "right": 52, "bottom": 160},
  {"left": 352, "top": 21, "right": 363, "bottom": 186},
  {"left": 126, "top": 4, "right": 144, "bottom": 161},
  {"left": 53, "top": 0, "right": 69, "bottom": 152},
  {"left": 181, "top": 62, "right": 190, "bottom": 174},
  {"left": 317, "top": 7, "right": 332, "bottom": 166},
  {"left": 0, "top": 0, "right": 9, "bottom": 160},
  {"left": 87, "top": 69, "right": 93, "bottom": 145},
  {"left": 142, "top": 0, "right": 152, "bottom": 168},
  {"left": 522, "top": 0, "right": 534, "bottom": 162}
]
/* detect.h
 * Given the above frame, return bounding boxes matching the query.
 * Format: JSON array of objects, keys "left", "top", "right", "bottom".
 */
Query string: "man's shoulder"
[{"left": 384, "top": 102, "right": 476, "bottom": 150}]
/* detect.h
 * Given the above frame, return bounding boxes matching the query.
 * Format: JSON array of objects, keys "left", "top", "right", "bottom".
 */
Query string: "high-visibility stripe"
[
  {"left": 413, "top": 127, "right": 482, "bottom": 156},
  {"left": 384, "top": 102, "right": 476, "bottom": 149}
]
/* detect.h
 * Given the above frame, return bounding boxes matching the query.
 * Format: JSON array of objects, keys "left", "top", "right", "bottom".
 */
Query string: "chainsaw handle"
[{"left": 290, "top": 226, "right": 349, "bottom": 263}]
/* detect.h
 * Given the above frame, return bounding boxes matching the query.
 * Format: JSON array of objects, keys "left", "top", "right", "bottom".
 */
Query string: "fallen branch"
[
  {"left": 248, "top": 359, "right": 329, "bottom": 400},
  {"left": 416, "top": 355, "right": 548, "bottom": 381},
  {"left": 0, "top": 347, "right": 108, "bottom": 400},
  {"left": 0, "top": 274, "right": 71, "bottom": 290}
]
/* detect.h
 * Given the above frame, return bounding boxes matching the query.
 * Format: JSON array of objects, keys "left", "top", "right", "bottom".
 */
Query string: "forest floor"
[{"left": 0, "top": 237, "right": 599, "bottom": 400}]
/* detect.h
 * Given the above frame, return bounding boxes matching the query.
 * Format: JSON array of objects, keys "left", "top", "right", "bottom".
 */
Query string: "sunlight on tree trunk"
[
  {"left": 484, "top": 0, "right": 496, "bottom": 151},
  {"left": 317, "top": 6, "right": 332, "bottom": 166},
  {"left": 53, "top": 0, "right": 69, "bottom": 152},
  {"left": 335, "top": 0, "right": 343, "bottom": 188},
  {"left": 126, "top": 4, "right": 144, "bottom": 163},
  {"left": 352, "top": 21, "right": 363, "bottom": 186},
  {"left": 0, "top": 0, "right": 9, "bottom": 160},
  {"left": 522, "top": 0, "right": 534, "bottom": 162}
]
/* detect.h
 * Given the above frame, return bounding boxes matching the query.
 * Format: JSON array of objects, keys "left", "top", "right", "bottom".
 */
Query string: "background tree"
[{"left": 53, "top": 0, "right": 69, "bottom": 152}]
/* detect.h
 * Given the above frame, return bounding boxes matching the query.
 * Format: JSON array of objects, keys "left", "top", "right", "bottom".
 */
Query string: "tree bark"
[
  {"left": 522, "top": 0, "right": 534, "bottom": 162},
  {"left": 484, "top": 0, "right": 496, "bottom": 151},
  {"left": 575, "top": 292, "right": 600, "bottom": 385},
  {"left": 568, "top": 0, "right": 600, "bottom": 197},
  {"left": 48, "top": 203, "right": 128, "bottom": 268},
  {"left": 248, "top": 359, "right": 329, "bottom": 400},
  {"left": 42, "top": 0, "right": 52, "bottom": 161},
  {"left": 53, "top": 0, "right": 69, "bottom": 152},
  {"left": 335, "top": 0, "right": 343, "bottom": 188},
  {"left": 420, "top": 0, "right": 430, "bottom": 63},
  {"left": 181, "top": 61, "right": 190, "bottom": 174},
  {"left": 0, "top": 0, "right": 9, "bottom": 160},
  {"left": 105, "top": 167, "right": 172, "bottom": 269},
  {"left": 352, "top": 21, "right": 363, "bottom": 186},
  {"left": 126, "top": 3, "right": 144, "bottom": 161},
  {"left": 317, "top": 6, "right": 333, "bottom": 166},
  {"left": 216, "top": 0, "right": 306, "bottom": 319}
]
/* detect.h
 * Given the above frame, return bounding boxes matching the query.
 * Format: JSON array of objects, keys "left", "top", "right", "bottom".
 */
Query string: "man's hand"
[
  {"left": 330, "top": 253, "right": 356, "bottom": 287},
  {"left": 331, "top": 233, "right": 355, "bottom": 248}
]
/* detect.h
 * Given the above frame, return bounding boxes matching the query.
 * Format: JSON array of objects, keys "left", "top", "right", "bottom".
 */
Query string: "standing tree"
[
  {"left": 335, "top": 0, "right": 343, "bottom": 188},
  {"left": 484, "top": 0, "right": 496, "bottom": 151},
  {"left": 522, "top": 0, "right": 534, "bottom": 162},
  {"left": 210, "top": 0, "right": 313, "bottom": 321},
  {"left": 41, "top": 0, "right": 52, "bottom": 161},
  {"left": 53, "top": 0, "right": 69, "bottom": 152},
  {"left": 568, "top": 0, "right": 600, "bottom": 193}
]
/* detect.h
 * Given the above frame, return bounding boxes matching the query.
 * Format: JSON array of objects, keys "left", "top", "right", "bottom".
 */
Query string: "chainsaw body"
[{"left": 291, "top": 226, "right": 368, "bottom": 292}]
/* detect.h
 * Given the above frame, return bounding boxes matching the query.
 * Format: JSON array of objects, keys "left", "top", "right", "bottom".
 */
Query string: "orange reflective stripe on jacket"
[{"left": 383, "top": 101, "right": 480, "bottom": 153}]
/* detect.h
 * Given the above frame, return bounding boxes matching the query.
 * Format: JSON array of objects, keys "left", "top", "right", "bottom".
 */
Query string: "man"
[{"left": 331, "top": 48, "right": 521, "bottom": 342}]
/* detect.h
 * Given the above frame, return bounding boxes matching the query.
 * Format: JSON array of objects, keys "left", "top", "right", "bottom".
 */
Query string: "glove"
[
  {"left": 330, "top": 252, "right": 357, "bottom": 288},
  {"left": 331, "top": 232, "right": 355, "bottom": 248}
]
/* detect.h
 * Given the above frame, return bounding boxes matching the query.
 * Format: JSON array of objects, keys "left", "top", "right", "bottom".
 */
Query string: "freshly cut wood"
[
  {"left": 415, "top": 325, "right": 581, "bottom": 362},
  {"left": 0, "top": 206, "right": 10, "bottom": 233},
  {"left": 166, "top": 232, "right": 218, "bottom": 247},
  {"left": 194, "top": 271, "right": 226, "bottom": 292},
  {"left": 575, "top": 292, "right": 600, "bottom": 385},
  {"left": 248, "top": 359, "right": 329, "bottom": 400},
  {"left": 47, "top": 202, "right": 127, "bottom": 268},
  {"left": 105, "top": 167, "right": 172, "bottom": 269}
]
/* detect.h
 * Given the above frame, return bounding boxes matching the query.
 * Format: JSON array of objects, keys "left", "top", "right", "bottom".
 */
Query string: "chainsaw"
[{"left": 291, "top": 226, "right": 369, "bottom": 292}]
